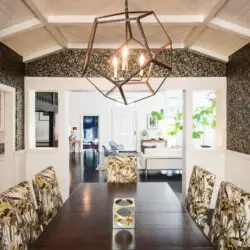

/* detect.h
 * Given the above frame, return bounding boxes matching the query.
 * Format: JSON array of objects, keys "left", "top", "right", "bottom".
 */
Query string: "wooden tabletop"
[{"left": 30, "top": 183, "right": 213, "bottom": 250}]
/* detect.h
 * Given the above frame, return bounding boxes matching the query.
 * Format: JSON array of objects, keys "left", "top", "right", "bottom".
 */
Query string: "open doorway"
[{"left": 83, "top": 116, "right": 99, "bottom": 151}]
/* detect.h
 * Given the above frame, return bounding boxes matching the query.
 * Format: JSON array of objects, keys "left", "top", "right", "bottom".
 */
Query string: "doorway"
[
  {"left": 112, "top": 110, "right": 136, "bottom": 151},
  {"left": 83, "top": 116, "right": 99, "bottom": 151}
]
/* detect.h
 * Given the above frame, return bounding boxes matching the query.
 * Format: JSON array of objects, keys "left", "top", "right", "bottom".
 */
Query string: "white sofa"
[{"left": 139, "top": 147, "right": 183, "bottom": 171}]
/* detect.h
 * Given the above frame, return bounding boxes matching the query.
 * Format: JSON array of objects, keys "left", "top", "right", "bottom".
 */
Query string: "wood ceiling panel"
[
  {"left": 195, "top": 27, "right": 249, "bottom": 56},
  {"left": 58, "top": 23, "right": 194, "bottom": 46},
  {"left": 0, "top": 0, "right": 34, "bottom": 29},
  {"left": 216, "top": 0, "right": 250, "bottom": 29},
  {"left": 2, "top": 27, "right": 58, "bottom": 56},
  {"left": 32, "top": 0, "right": 217, "bottom": 16}
]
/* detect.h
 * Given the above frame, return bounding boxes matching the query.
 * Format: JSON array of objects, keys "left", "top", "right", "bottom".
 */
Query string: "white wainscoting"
[
  {"left": 225, "top": 150, "right": 250, "bottom": 193},
  {"left": 15, "top": 150, "right": 26, "bottom": 184}
]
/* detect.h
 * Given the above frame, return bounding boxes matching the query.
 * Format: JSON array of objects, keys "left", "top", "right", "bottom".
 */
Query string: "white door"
[{"left": 112, "top": 110, "right": 136, "bottom": 151}]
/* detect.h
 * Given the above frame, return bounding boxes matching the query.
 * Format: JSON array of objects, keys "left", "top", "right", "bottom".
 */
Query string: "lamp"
[{"left": 83, "top": 0, "right": 172, "bottom": 105}]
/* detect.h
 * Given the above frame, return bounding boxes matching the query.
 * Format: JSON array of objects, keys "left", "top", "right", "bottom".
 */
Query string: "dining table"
[{"left": 30, "top": 183, "right": 214, "bottom": 250}]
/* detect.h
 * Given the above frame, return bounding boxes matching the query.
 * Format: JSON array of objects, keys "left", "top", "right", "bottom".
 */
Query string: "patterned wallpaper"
[
  {"left": 25, "top": 49, "right": 226, "bottom": 77},
  {"left": 0, "top": 43, "right": 25, "bottom": 150},
  {"left": 227, "top": 43, "right": 250, "bottom": 155}
]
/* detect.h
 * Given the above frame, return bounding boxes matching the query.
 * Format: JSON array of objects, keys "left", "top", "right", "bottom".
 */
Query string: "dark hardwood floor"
[{"left": 69, "top": 150, "right": 182, "bottom": 199}]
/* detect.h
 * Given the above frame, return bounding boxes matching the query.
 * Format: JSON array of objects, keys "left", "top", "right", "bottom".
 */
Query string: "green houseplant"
[
  {"left": 192, "top": 97, "right": 216, "bottom": 147},
  {"left": 167, "top": 111, "right": 183, "bottom": 136},
  {"left": 167, "top": 98, "right": 216, "bottom": 147},
  {"left": 151, "top": 109, "right": 164, "bottom": 126}
]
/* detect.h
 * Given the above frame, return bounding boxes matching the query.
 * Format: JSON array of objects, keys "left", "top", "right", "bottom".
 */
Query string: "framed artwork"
[
  {"left": 39, "top": 112, "right": 49, "bottom": 121},
  {"left": 147, "top": 114, "right": 158, "bottom": 129}
]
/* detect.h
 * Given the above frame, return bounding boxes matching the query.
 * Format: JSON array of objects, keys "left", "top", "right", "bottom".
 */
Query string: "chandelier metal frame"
[{"left": 83, "top": 0, "right": 173, "bottom": 105}]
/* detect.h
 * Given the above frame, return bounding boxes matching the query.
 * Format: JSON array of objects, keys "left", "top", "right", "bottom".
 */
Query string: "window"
[
  {"left": 165, "top": 90, "right": 183, "bottom": 148},
  {"left": 193, "top": 91, "right": 216, "bottom": 149},
  {"left": 35, "top": 92, "right": 58, "bottom": 147}
]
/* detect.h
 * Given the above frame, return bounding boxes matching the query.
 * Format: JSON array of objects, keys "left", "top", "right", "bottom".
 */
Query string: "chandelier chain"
[{"left": 125, "top": 0, "right": 128, "bottom": 13}]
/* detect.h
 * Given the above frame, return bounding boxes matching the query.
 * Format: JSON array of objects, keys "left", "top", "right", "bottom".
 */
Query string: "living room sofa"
[{"left": 139, "top": 147, "right": 183, "bottom": 171}]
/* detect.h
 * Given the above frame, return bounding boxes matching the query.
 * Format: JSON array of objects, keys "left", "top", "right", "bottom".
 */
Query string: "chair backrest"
[
  {"left": 0, "top": 197, "right": 25, "bottom": 250},
  {"left": 0, "top": 181, "right": 41, "bottom": 249},
  {"left": 109, "top": 141, "right": 118, "bottom": 150},
  {"left": 107, "top": 156, "right": 138, "bottom": 183},
  {"left": 209, "top": 181, "right": 250, "bottom": 249},
  {"left": 102, "top": 145, "right": 109, "bottom": 157},
  {"left": 185, "top": 166, "right": 216, "bottom": 230},
  {"left": 32, "top": 166, "right": 63, "bottom": 227}
]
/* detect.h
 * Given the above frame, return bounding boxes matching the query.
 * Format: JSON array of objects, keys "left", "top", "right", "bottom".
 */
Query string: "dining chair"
[
  {"left": 185, "top": 166, "right": 216, "bottom": 231},
  {"left": 208, "top": 181, "right": 250, "bottom": 249},
  {"left": 108, "top": 156, "right": 138, "bottom": 183},
  {"left": 32, "top": 166, "right": 63, "bottom": 227},
  {"left": 0, "top": 181, "right": 42, "bottom": 250}
]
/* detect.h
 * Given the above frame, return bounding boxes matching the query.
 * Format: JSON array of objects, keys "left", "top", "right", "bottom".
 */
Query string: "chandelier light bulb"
[
  {"left": 122, "top": 46, "right": 128, "bottom": 71},
  {"left": 139, "top": 54, "right": 145, "bottom": 77},
  {"left": 113, "top": 56, "right": 118, "bottom": 79}
]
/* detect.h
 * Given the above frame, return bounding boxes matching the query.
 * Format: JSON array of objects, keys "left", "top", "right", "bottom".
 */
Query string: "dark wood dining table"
[{"left": 30, "top": 183, "right": 213, "bottom": 250}]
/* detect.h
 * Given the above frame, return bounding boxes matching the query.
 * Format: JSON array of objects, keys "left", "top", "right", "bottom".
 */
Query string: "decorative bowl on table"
[{"left": 113, "top": 198, "right": 135, "bottom": 229}]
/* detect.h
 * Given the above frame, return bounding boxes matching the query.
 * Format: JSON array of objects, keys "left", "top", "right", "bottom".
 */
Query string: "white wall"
[
  {"left": 225, "top": 150, "right": 250, "bottom": 193},
  {"left": 0, "top": 131, "right": 4, "bottom": 143},
  {"left": 14, "top": 150, "right": 26, "bottom": 184},
  {"left": 35, "top": 112, "right": 49, "bottom": 142}
]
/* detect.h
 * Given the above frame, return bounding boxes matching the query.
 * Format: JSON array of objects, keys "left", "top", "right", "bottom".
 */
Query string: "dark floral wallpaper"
[
  {"left": 25, "top": 49, "right": 226, "bottom": 77},
  {"left": 0, "top": 43, "right": 25, "bottom": 150},
  {"left": 227, "top": 43, "right": 250, "bottom": 155}
]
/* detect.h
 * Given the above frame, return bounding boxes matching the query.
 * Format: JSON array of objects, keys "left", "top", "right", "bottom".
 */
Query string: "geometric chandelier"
[{"left": 83, "top": 0, "right": 172, "bottom": 105}]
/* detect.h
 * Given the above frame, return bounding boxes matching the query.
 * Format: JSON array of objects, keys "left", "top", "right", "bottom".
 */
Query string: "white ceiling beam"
[
  {"left": 48, "top": 15, "right": 204, "bottom": 25},
  {"left": 190, "top": 45, "right": 228, "bottom": 62},
  {"left": 22, "top": 0, "right": 67, "bottom": 47},
  {"left": 208, "top": 17, "right": 250, "bottom": 38},
  {"left": 23, "top": 45, "right": 63, "bottom": 62},
  {"left": 184, "top": 0, "right": 229, "bottom": 48},
  {"left": 0, "top": 18, "right": 43, "bottom": 40},
  {"left": 67, "top": 42, "right": 185, "bottom": 49}
]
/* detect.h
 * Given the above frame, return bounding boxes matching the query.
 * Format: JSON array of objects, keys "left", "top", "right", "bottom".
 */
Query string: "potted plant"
[
  {"left": 151, "top": 109, "right": 164, "bottom": 122},
  {"left": 192, "top": 97, "right": 216, "bottom": 148},
  {"left": 166, "top": 97, "right": 216, "bottom": 148},
  {"left": 151, "top": 109, "right": 165, "bottom": 139},
  {"left": 167, "top": 110, "right": 183, "bottom": 137}
]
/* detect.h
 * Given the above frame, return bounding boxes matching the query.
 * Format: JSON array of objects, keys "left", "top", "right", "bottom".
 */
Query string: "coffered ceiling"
[{"left": 0, "top": 0, "right": 249, "bottom": 62}]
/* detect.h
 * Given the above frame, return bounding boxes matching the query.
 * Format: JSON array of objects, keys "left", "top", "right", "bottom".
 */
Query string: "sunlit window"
[{"left": 193, "top": 91, "right": 216, "bottom": 149}]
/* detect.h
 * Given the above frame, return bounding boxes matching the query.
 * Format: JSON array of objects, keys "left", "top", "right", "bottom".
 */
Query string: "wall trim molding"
[
  {"left": 15, "top": 150, "right": 26, "bottom": 155},
  {"left": 225, "top": 149, "right": 250, "bottom": 160}
]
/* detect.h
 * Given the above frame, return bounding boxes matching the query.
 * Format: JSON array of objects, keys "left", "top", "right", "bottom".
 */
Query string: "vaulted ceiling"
[{"left": 0, "top": 0, "right": 249, "bottom": 62}]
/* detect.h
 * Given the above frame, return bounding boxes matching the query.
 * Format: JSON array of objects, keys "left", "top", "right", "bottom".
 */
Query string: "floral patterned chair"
[
  {"left": 108, "top": 156, "right": 138, "bottom": 183},
  {"left": 208, "top": 181, "right": 250, "bottom": 249},
  {"left": 185, "top": 166, "right": 216, "bottom": 231},
  {"left": 0, "top": 181, "right": 42, "bottom": 250},
  {"left": 32, "top": 166, "right": 63, "bottom": 227}
]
